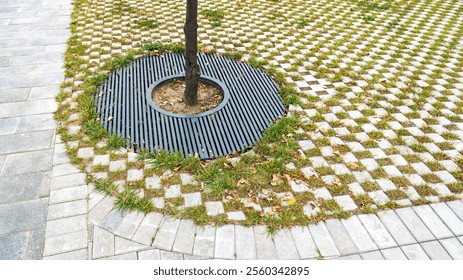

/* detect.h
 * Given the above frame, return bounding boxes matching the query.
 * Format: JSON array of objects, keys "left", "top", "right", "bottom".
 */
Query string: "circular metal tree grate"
[{"left": 94, "top": 53, "right": 286, "bottom": 159}]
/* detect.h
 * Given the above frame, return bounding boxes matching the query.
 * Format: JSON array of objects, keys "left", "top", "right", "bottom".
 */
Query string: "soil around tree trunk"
[{"left": 152, "top": 79, "right": 223, "bottom": 115}]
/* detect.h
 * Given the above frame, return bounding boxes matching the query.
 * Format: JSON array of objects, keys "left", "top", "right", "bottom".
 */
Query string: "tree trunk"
[{"left": 184, "top": 0, "right": 200, "bottom": 106}]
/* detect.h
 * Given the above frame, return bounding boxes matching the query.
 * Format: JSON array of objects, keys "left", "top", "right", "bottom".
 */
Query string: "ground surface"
[{"left": 1, "top": 0, "right": 463, "bottom": 260}]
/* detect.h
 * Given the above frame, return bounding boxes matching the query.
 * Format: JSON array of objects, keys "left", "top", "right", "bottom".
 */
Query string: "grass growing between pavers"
[{"left": 56, "top": 0, "right": 463, "bottom": 230}]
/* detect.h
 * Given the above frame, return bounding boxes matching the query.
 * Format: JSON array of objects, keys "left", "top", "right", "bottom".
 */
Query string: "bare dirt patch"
[{"left": 153, "top": 79, "right": 223, "bottom": 115}]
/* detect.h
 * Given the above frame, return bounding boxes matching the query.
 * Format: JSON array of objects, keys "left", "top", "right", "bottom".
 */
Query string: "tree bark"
[{"left": 184, "top": 0, "right": 200, "bottom": 106}]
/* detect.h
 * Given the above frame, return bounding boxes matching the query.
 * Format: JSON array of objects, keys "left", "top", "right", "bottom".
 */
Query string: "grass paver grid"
[{"left": 56, "top": 0, "right": 463, "bottom": 228}]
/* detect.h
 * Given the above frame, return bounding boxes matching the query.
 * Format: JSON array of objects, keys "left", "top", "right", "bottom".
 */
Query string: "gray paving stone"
[
  {"left": 45, "top": 215, "right": 87, "bottom": 238},
  {"left": 51, "top": 163, "right": 80, "bottom": 177},
  {"left": 333, "top": 195, "right": 357, "bottom": 211},
  {"left": 180, "top": 173, "right": 198, "bottom": 185},
  {"left": 0, "top": 172, "right": 45, "bottom": 204},
  {"left": 93, "top": 154, "right": 110, "bottom": 166},
  {"left": 0, "top": 198, "right": 48, "bottom": 235},
  {"left": 377, "top": 210, "right": 416, "bottom": 246},
  {"left": 184, "top": 254, "right": 211, "bottom": 260},
  {"left": 193, "top": 225, "right": 216, "bottom": 258},
  {"left": 138, "top": 249, "right": 161, "bottom": 260},
  {"left": 309, "top": 222, "right": 340, "bottom": 258},
  {"left": 0, "top": 88, "right": 29, "bottom": 103},
  {"left": 214, "top": 225, "right": 235, "bottom": 259},
  {"left": 1, "top": 149, "right": 53, "bottom": 175},
  {"left": 43, "top": 230, "right": 87, "bottom": 256},
  {"left": 184, "top": 192, "right": 202, "bottom": 207},
  {"left": 413, "top": 205, "right": 453, "bottom": 239},
  {"left": 43, "top": 249, "right": 88, "bottom": 260},
  {"left": 109, "top": 160, "right": 126, "bottom": 172},
  {"left": 26, "top": 229, "right": 45, "bottom": 260},
  {"left": 113, "top": 211, "right": 145, "bottom": 240},
  {"left": 16, "top": 113, "right": 56, "bottom": 133},
  {"left": 49, "top": 185, "right": 86, "bottom": 204},
  {"left": 205, "top": 201, "right": 224, "bottom": 216},
  {"left": 164, "top": 185, "right": 182, "bottom": 198},
  {"left": 0, "top": 231, "right": 29, "bottom": 260},
  {"left": 146, "top": 177, "right": 161, "bottom": 189},
  {"left": 253, "top": 225, "right": 278, "bottom": 260},
  {"left": 325, "top": 219, "right": 359, "bottom": 255},
  {"left": 440, "top": 238, "right": 463, "bottom": 260},
  {"left": 47, "top": 200, "right": 87, "bottom": 221},
  {"left": 0, "top": 130, "right": 54, "bottom": 155},
  {"left": 50, "top": 173, "right": 86, "bottom": 190},
  {"left": 115, "top": 237, "right": 148, "bottom": 255},
  {"left": 28, "top": 85, "right": 60, "bottom": 100},
  {"left": 395, "top": 207, "right": 435, "bottom": 242},
  {"left": 172, "top": 219, "right": 196, "bottom": 255},
  {"left": 421, "top": 241, "right": 452, "bottom": 260},
  {"left": 101, "top": 252, "right": 137, "bottom": 260},
  {"left": 273, "top": 228, "right": 300, "bottom": 259},
  {"left": 131, "top": 212, "right": 163, "bottom": 245},
  {"left": 99, "top": 208, "right": 126, "bottom": 232},
  {"left": 127, "top": 169, "right": 143, "bottom": 181},
  {"left": 334, "top": 254, "right": 362, "bottom": 260},
  {"left": 160, "top": 251, "right": 184, "bottom": 260},
  {"left": 152, "top": 217, "right": 180, "bottom": 251},
  {"left": 227, "top": 211, "right": 246, "bottom": 221},
  {"left": 0, "top": 117, "right": 18, "bottom": 136},
  {"left": 401, "top": 244, "right": 430, "bottom": 260},
  {"left": 446, "top": 200, "right": 463, "bottom": 222},
  {"left": 88, "top": 196, "right": 116, "bottom": 224},
  {"left": 341, "top": 216, "right": 378, "bottom": 252},
  {"left": 92, "top": 226, "right": 115, "bottom": 259},
  {"left": 358, "top": 214, "right": 396, "bottom": 249},
  {"left": 290, "top": 226, "right": 318, "bottom": 259},
  {"left": 235, "top": 225, "right": 257, "bottom": 260},
  {"left": 360, "top": 251, "right": 385, "bottom": 260},
  {"left": 381, "top": 248, "right": 407, "bottom": 260},
  {"left": 430, "top": 203, "right": 463, "bottom": 236}
]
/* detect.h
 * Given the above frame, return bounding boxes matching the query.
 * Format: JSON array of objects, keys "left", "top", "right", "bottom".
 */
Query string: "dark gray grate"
[{"left": 95, "top": 52, "right": 286, "bottom": 159}]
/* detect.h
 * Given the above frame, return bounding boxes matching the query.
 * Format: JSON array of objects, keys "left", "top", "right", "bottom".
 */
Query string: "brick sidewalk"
[{"left": 0, "top": 0, "right": 71, "bottom": 259}]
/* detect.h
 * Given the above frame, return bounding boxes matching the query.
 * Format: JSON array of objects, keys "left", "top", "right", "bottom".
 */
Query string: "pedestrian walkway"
[
  {"left": 1, "top": 0, "right": 463, "bottom": 261},
  {"left": 0, "top": 0, "right": 71, "bottom": 259}
]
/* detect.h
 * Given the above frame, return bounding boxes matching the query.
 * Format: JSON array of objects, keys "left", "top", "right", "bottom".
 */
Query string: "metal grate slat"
[{"left": 95, "top": 53, "right": 285, "bottom": 159}]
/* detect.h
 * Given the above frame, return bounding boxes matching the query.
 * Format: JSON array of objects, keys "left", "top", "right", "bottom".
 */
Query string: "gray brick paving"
[
  {"left": 401, "top": 244, "right": 430, "bottom": 260},
  {"left": 325, "top": 219, "right": 359, "bottom": 256},
  {"left": 138, "top": 249, "right": 161, "bottom": 260},
  {"left": 132, "top": 212, "right": 163, "bottom": 245},
  {"left": 172, "top": 219, "right": 196, "bottom": 255},
  {"left": 412, "top": 205, "right": 453, "bottom": 239},
  {"left": 253, "top": 226, "right": 278, "bottom": 260},
  {"left": 358, "top": 214, "right": 397, "bottom": 249},
  {"left": 395, "top": 207, "right": 436, "bottom": 242},
  {"left": 45, "top": 214, "right": 87, "bottom": 238},
  {"left": 273, "top": 228, "right": 300, "bottom": 259},
  {"left": 92, "top": 226, "right": 115, "bottom": 259},
  {"left": 0, "top": 198, "right": 48, "bottom": 235},
  {"left": 381, "top": 248, "right": 407, "bottom": 260},
  {"left": 214, "top": 225, "right": 235, "bottom": 259},
  {"left": 341, "top": 216, "right": 378, "bottom": 252},
  {"left": 377, "top": 210, "right": 416, "bottom": 246},
  {"left": 360, "top": 251, "right": 385, "bottom": 260},
  {"left": 193, "top": 225, "right": 215, "bottom": 258},
  {"left": 0, "top": 0, "right": 69, "bottom": 254},
  {"left": 446, "top": 201, "right": 463, "bottom": 221},
  {"left": 235, "top": 225, "right": 257, "bottom": 260},
  {"left": 421, "top": 241, "right": 452, "bottom": 260},
  {"left": 115, "top": 237, "right": 148, "bottom": 255},
  {"left": 113, "top": 211, "right": 145, "bottom": 240},
  {"left": 43, "top": 230, "right": 87, "bottom": 257},
  {"left": 440, "top": 238, "right": 463, "bottom": 260},
  {"left": 152, "top": 217, "right": 180, "bottom": 251},
  {"left": 289, "top": 226, "right": 318, "bottom": 259},
  {"left": 43, "top": 249, "right": 88, "bottom": 260},
  {"left": 430, "top": 203, "right": 463, "bottom": 236},
  {"left": 309, "top": 222, "right": 340, "bottom": 258}
]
